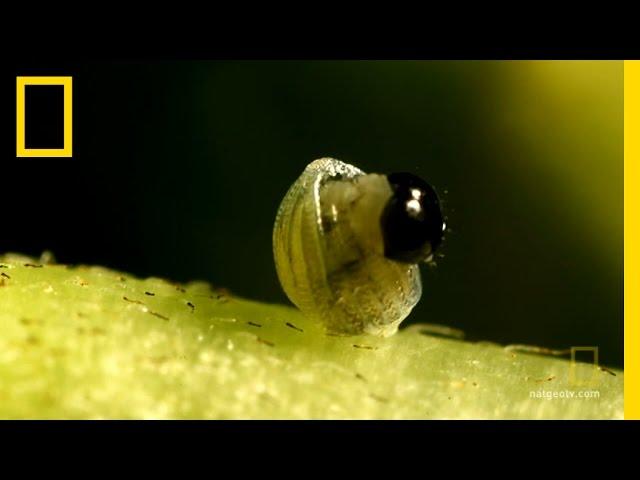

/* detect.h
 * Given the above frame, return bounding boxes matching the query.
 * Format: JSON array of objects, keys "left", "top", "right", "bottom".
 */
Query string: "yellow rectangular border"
[
  {"left": 16, "top": 76, "right": 73, "bottom": 157},
  {"left": 625, "top": 60, "right": 640, "bottom": 419}
]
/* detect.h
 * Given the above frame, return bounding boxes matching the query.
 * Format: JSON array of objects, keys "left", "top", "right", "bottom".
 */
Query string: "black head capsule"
[{"left": 380, "top": 172, "right": 445, "bottom": 264}]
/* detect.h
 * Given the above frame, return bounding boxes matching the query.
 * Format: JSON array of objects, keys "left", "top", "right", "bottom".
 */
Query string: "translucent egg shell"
[{"left": 274, "top": 158, "right": 437, "bottom": 337}]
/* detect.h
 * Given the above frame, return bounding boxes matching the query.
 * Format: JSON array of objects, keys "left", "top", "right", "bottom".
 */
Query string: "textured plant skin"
[{"left": 0, "top": 253, "right": 623, "bottom": 419}]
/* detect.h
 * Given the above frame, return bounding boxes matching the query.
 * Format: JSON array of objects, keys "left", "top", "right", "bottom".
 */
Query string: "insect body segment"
[{"left": 273, "top": 158, "right": 444, "bottom": 337}]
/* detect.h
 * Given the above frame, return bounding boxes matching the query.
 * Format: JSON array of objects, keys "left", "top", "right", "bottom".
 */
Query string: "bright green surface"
[{"left": 0, "top": 253, "right": 623, "bottom": 419}]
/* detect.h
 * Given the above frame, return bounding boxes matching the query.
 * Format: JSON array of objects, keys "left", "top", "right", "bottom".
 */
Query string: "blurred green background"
[{"left": 4, "top": 61, "right": 623, "bottom": 367}]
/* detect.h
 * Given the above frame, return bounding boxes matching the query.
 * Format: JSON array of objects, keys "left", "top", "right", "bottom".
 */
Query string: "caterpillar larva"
[{"left": 273, "top": 158, "right": 445, "bottom": 337}]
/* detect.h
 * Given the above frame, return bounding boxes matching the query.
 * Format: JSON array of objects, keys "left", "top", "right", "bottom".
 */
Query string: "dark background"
[
  {"left": 2, "top": 61, "right": 623, "bottom": 367},
  {"left": 24, "top": 85, "right": 64, "bottom": 149}
]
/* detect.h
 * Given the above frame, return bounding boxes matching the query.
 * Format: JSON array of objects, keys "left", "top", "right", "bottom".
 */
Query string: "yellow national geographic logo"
[{"left": 16, "top": 76, "right": 73, "bottom": 157}]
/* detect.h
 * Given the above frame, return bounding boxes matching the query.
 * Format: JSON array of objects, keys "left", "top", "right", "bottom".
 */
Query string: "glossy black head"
[{"left": 380, "top": 172, "right": 445, "bottom": 264}]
